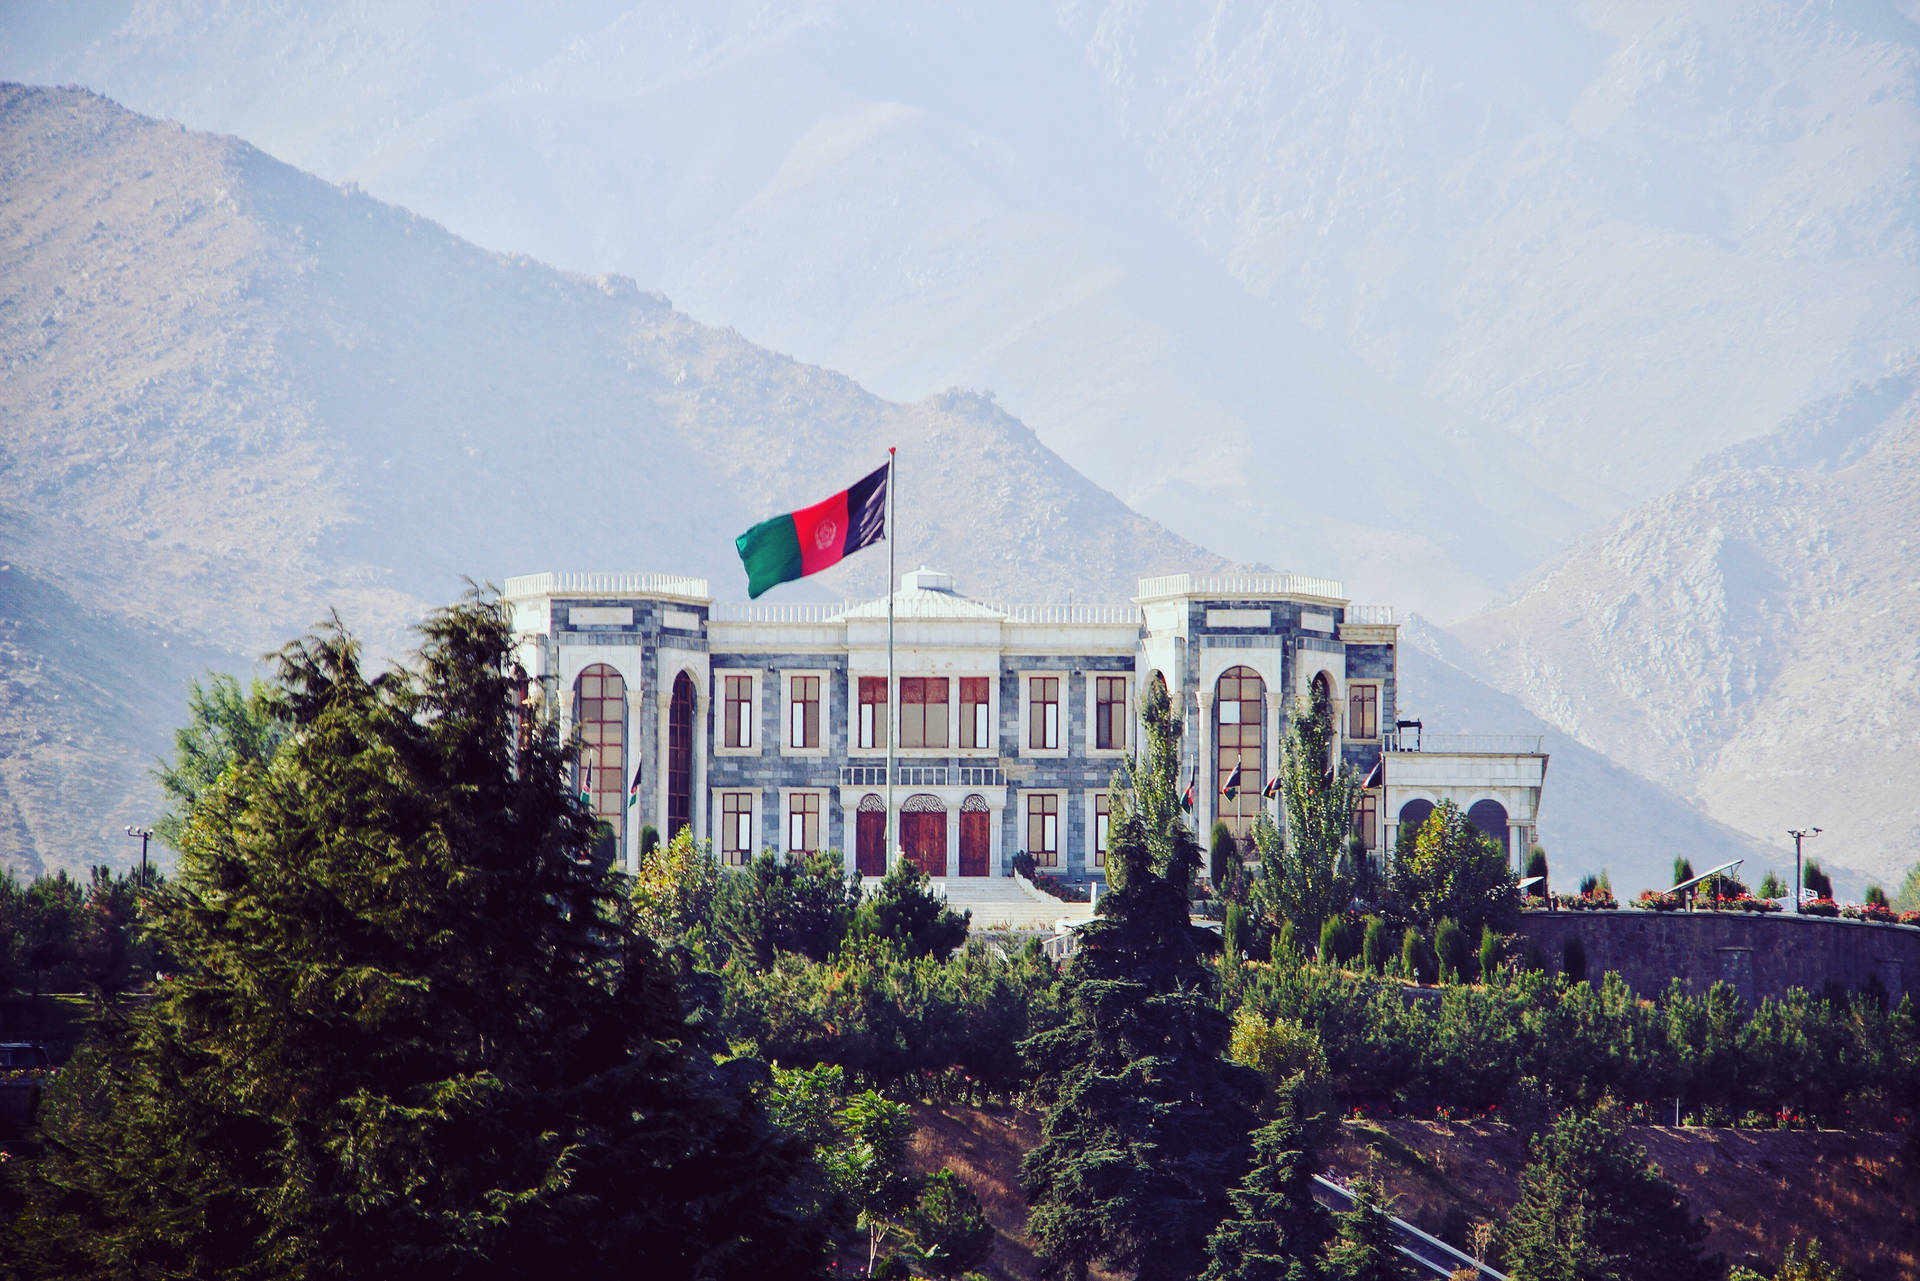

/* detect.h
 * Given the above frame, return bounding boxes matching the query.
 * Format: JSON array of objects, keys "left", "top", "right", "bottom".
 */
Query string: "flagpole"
[{"left": 885, "top": 446, "right": 897, "bottom": 874}]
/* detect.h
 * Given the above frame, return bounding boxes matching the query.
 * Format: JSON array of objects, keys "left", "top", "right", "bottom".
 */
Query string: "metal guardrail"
[
  {"left": 1386, "top": 731, "right": 1545, "bottom": 755},
  {"left": 1312, "top": 1175, "right": 1507, "bottom": 1280}
]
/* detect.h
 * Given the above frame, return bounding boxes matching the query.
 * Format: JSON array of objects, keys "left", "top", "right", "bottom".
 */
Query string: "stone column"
[
  {"left": 692, "top": 685, "right": 708, "bottom": 845},
  {"left": 1195, "top": 690, "right": 1215, "bottom": 836}
]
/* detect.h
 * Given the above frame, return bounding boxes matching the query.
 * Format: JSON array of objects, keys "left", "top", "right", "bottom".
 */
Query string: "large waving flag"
[{"left": 736, "top": 461, "right": 889, "bottom": 598}]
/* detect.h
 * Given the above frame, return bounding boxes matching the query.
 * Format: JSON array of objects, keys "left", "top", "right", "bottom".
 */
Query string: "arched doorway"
[
  {"left": 666, "top": 672, "right": 695, "bottom": 840},
  {"left": 1397, "top": 798, "right": 1435, "bottom": 854},
  {"left": 856, "top": 794, "right": 887, "bottom": 877},
  {"left": 1468, "top": 799, "right": 1511, "bottom": 861},
  {"left": 901, "top": 794, "right": 947, "bottom": 878},
  {"left": 1215, "top": 666, "right": 1265, "bottom": 846},
  {"left": 959, "top": 794, "right": 991, "bottom": 877},
  {"left": 573, "top": 664, "right": 627, "bottom": 865}
]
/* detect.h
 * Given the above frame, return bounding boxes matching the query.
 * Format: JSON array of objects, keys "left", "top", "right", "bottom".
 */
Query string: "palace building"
[{"left": 504, "top": 567, "right": 1547, "bottom": 880}]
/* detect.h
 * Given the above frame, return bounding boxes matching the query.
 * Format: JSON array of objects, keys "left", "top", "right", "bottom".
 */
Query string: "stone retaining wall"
[{"left": 1516, "top": 911, "right": 1920, "bottom": 1003}]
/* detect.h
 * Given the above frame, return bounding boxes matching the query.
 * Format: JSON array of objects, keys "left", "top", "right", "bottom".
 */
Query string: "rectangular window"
[
  {"left": 1095, "top": 676, "right": 1127, "bottom": 750},
  {"left": 789, "top": 675, "right": 820, "bottom": 749},
  {"left": 721, "top": 792, "right": 753, "bottom": 865},
  {"left": 723, "top": 674, "right": 753, "bottom": 749},
  {"left": 1355, "top": 793, "right": 1379, "bottom": 850},
  {"left": 787, "top": 793, "right": 821, "bottom": 855},
  {"left": 1093, "top": 793, "right": 1110, "bottom": 868},
  {"left": 900, "top": 677, "right": 949, "bottom": 749},
  {"left": 858, "top": 677, "right": 888, "bottom": 750},
  {"left": 1028, "top": 676, "right": 1060, "bottom": 750},
  {"left": 1349, "top": 684, "right": 1379, "bottom": 740},
  {"left": 1027, "top": 794, "right": 1060, "bottom": 866},
  {"left": 959, "top": 677, "right": 991, "bottom": 749}
]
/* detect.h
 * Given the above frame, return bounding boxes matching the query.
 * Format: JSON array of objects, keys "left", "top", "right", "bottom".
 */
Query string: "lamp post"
[
  {"left": 125, "top": 825, "right": 152, "bottom": 888},
  {"left": 1788, "top": 827, "right": 1821, "bottom": 912}
]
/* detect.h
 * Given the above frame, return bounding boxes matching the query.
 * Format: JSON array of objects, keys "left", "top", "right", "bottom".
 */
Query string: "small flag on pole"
[
  {"left": 735, "top": 462, "right": 889, "bottom": 598},
  {"left": 627, "top": 766, "right": 642, "bottom": 809},
  {"left": 1222, "top": 765, "right": 1242, "bottom": 802},
  {"left": 1180, "top": 768, "right": 1197, "bottom": 814},
  {"left": 577, "top": 761, "right": 592, "bottom": 807},
  {"left": 1263, "top": 773, "right": 1280, "bottom": 800}
]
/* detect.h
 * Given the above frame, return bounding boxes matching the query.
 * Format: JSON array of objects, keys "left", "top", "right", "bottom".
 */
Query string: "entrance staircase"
[{"left": 926, "top": 878, "right": 1095, "bottom": 933}]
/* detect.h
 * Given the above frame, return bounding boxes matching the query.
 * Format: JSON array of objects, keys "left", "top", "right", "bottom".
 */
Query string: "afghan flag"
[
  {"left": 1262, "top": 773, "right": 1281, "bottom": 800},
  {"left": 1222, "top": 765, "right": 1241, "bottom": 802},
  {"left": 736, "top": 461, "right": 890, "bottom": 598},
  {"left": 1180, "top": 768, "right": 1197, "bottom": 814},
  {"left": 627, "top": 766, "right": 642, "bottom": 809}
]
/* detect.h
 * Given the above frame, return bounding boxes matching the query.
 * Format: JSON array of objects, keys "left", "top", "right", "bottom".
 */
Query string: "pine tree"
[
  {"left": 1021, "top": 677, "right": 1261, "bottom": 1281},
  {"left": 1201, "top": 1087, "right": 1333, "bottom": 1281},
  {"left": 3, "top": 597, "right": 825, "bottom": 1281},
  {"left": 1257, "top": 692, "right": 1364, "bottom": 944},
  {"left": 1501, "top": 1101, "right": 1719, "bottom": 1281},
  {"left": 1324, "top": 1179, "right": 1409, "bottom": 1281}
]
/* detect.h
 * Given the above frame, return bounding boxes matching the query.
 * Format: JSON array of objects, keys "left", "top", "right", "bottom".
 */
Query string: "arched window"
[
  {"left": 574, "top": 665, "right": 627, "bottom": 855},
  {"left": 1468, "top": 799, "right": 1511, "bottom": 861},
  {"left": 1214, "top": 666, "right": 1265, "bottom": 845},
  {"left": 667, "top": 672, "right": 695, "bottom": 839},
  {"left": 1397, "top": 798, "right": 1435, "bottom": 853}
]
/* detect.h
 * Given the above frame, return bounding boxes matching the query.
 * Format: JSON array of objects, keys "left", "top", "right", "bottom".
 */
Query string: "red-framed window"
[
  {"left": 900, "top": 677, "right": 949, "bottom": 749},
  {"left": 959, "top": 677, "right": 991, "bottom": 749}
]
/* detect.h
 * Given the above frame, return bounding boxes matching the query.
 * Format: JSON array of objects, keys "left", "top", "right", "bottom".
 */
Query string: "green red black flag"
[
  {"left": 735, "top": 461, "right": 889, "bottom": 598},
  {"left": 1180, "top": 767, "right": 1197, "bottom": 814}
]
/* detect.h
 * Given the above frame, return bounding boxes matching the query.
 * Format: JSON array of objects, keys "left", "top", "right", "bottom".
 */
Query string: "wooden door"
[
  {"left": 959, "top": 810, "right": 990, "bottom": 877},
  {"left": 856, "top": 810, "right": 886, "bottom": 877},
  {"left": 903, "top": 811, "right": 947, "bottom": 877}
]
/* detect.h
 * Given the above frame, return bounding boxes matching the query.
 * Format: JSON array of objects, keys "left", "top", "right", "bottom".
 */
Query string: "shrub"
[
  {"left": 1478, "top": 925, "right": 1501, "bottom": 981},
  {"left": 1433, "top": 918, "right": 1471, "bottom": 982},
  {"left": 1634, "top": 891, "right": 1682, "bottom": 913},
  {"left": 1579, "top": 873, "right": 1600, "bottom": 897},
  {"left": 1210, "top": 821, "right": 1238, "bottom": 892},
  {"left": 1401, "top": 927, "right": 1436, "bottom": 984},
  {"left": 1011, "top": 851, "right": 1038, "bottom": 881},
  {"left": 1799, "top": 898, "right": 1839, "bottom": 918},
  {"left": 1865, "top": 884, "right": 1889, "bottom": 908},
  {"left": 908, "top": 1169, "right": 994, "bottom": 1278},
  {"left": 1803, "top": 860, "right": 1833, "bottom": 901},
  {"left": 1360, "top": 915, "right": 1388, "bottom": 974},
  {"left": 1757, "top": 869, "right": 1786, "bottom": 900},
  {"left": 1524, "top": 847, "right": 1550, "bottom": 897},
  {"left": 1319, "top": 916, "right": 1353, "bottom": 966}
]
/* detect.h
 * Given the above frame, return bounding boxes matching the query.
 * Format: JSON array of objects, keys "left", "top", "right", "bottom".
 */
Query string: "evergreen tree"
[
  {"left": 1022, "top": 677, "right": 1261, "bottom": 1281},
  {"left": 713, "top": 849, "right": 861, "bottom": 968},
  {"left": 1201, "top": 1087, "right": 1333, "bottom": 1281},
  {"left": 908, "top": 1169, "right": 995, "bottom": 1279},
  {"left": 1501, "top": 1101, "right": 1719, "bottom": 1281},
  {"left": 1257, "top": 693, "right": 1364, "bottom": 944},
  {"left": 1525, "top": 847, "right": 1550, "bottom": 899},
  {"left": 152, "top": 672, "right": 288, "bottom": 850},
  {"left": 1324, "top": 1178, "right": 1410, "bottom": 1281},
  {"left": 1802, "top": 860, "right": 1833, "bottom": 901},
  {"left": 851, "top": 857, "right": 970, "bottom": 959},
  {"left": 3, "top": 597, "right": 825, "bottom": 1281}
]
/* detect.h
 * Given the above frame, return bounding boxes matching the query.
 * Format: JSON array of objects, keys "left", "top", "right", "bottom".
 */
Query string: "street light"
[
  {"left": 125, "top": 825, "right": 152, "bottom": 888},
  {"left": 1788, "top": 827, "right": 1822, "bottom": 912}
]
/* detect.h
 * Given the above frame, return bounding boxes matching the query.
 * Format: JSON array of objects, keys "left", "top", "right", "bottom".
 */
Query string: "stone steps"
[{"left": 928, "top": 877, "right": 1095, "bottom": 932}]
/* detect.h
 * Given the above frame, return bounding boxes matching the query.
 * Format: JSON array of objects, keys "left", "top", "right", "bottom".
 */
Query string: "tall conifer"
[
  {"left": 1021, "top": 678, "right": 1260, "bottom": 1281},
  {"left": 3, "top": 597, "right": 824, "bottom": 1281},
  {"left": 1201, "top": 1086, "right": 1333, "bottom": 1281}
]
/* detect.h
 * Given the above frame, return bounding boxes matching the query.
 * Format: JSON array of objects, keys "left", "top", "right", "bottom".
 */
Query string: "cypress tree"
[
  {"left": 1021, "top": 677, "right": 1261, "bottom": 1281},
  {"left": 1200, "top": 1086, "right": 1333, "bottom": 1281},
  {"left": 3, "top": 597, "right": 825, "bottom": 1281}
]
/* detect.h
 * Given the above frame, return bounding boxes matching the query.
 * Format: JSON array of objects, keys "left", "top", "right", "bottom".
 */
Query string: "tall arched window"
[
  {"left": 1215, "top": 666, "right": 1265, "bottom": 845},
  {"left": 574, "top": 665, "right": 627, "bottom": 855},
  {"left": 667, "top": 672, "right": 695, "bottom": 839}
]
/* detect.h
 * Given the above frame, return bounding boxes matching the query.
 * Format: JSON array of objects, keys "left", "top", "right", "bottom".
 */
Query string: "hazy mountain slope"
[
  {"left": 0, "top": 84, "right": 1227, "bottom": 876},
  {"left": 1449, "top": 370, "right": 1920, "bottom": 888},
  {"left": 8, "top": 3, "right": 1916, "bottom": 622}
]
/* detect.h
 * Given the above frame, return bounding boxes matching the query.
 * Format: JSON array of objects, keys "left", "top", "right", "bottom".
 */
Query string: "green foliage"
[
  {"left": 1230, "top": 1007, "right": 1331, "bottom": 1109},
  {"left": 3, "top": 597, "right": 826, "bottom": 1281},
  {"left": 1325, "top": 1178, "right": 1410, "bottom": 1281},
  {"left": 152, "top": 672, "right": 287, "bottom": 851},
  {"left": 631, "top": 826, "right": 721, "bottom": 943},
  {"left": 908, "top": 1169, "right": 994, "bottom": 1279},
  {"left": 1894, "top": 863, "right": 1920, "bottom": 914},
  {"left": 1021, "top": 676, "right": 1260, "bottom": 1281},
  {"left": 851, "top": 858, "right": 969, "bottom": 960},
  {"left": 1224, "top": 901, "right": 1252, "bottom": 966},
  {"left": 1200, "top": 1086, "right": 1334, "bottom": 1281},
  {"left": 1212, "top": 821, "right": 1239, "bottom": 890},
  {"left": 1257, "top": 693, "right": 1365, "bottom": 944},
  {"left": 0, "top": 866, "right": 158, "bottom": 999},
  {"left": 1673, "top": 856, "right": 1695, "bottom": 887},
  {"left": 1863, "top": 884, "right": 1888, "bottom": 909},
  {"left": 1501, "top": 1101, "right": 1719, "bottom": 1281},
  {"left": 1478, "top": 926, "right": 1501, "bottom": 983},
  {"left": 1433, "top": 918, "right": 1471, "bottom": 983},
  {"left": 1400, "top": 927, "right": 1435, "bottom": 985},
  {"left": 1803, "top": 860, "right": 1833, "bottom": 901},
  {"left": 638, "top": 823, "right": 661, "bottom": 857},
  {"left": 1728, "top": 1240, "right": 1846, "bottom": 1281},
  {"left": 714, "top": 850, "right": 861, "bottom": 969},
  {"left": 1360, "top": 916, "right": 1388, "bottom": 975},
  {"left": 1759, "top": 870, "right": 1787, "bottom": 901},
  {"left": 1389, "top": 801, "right": 1518, "bottom": 939},
  {"left": 1319, "top": 916, "right": 1353, "bottom": 966}
]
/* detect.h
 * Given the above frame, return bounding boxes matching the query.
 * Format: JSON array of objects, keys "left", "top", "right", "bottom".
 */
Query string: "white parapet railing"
[
  {"left": 838, "top": 763, "right": 1005, "bottom": 788},
  {"left": 503, "top": 571, "right": 711, "bottom": 600},
  {"left": 1136, "top": 571, "right": 1347, "bottom": 602},
  {"left": 1001, "top": 602, "right": 1144, "bottom": 626},
  {"left": 1345, "top": 603, "right": 1396, "bottom": 625},
  {"left": 709, "top": 600, "right": 851, "bottom": 623}
]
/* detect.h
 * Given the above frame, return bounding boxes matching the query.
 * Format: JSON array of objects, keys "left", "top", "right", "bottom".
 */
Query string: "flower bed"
[
  {"left": 1708, "top": 893, "right": 1780, "bottom": 914},
  {"left": 1842, "top": 902, "right": 1898, "bottom": 924},
  {"left": 1798, "top": 897, "right": 1839, "bottom": 918},
  {"left": 1633, "top": 890, "right": 1682, "bottom": 912},
  {"left": 1902, "top": 910, "right": 1920, "bottom": 927},
  {"left": 1029, "top": 872, "right": 1089, "bottom": 903}
]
